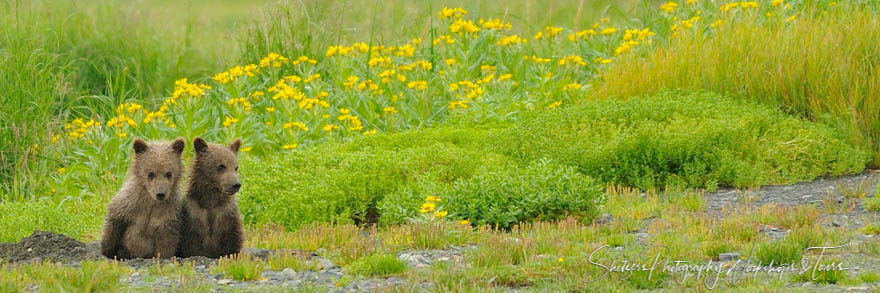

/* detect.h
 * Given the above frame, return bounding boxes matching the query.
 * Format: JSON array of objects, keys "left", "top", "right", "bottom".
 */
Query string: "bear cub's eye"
[
  {"left": 234, "top": 166, "right": 239, "bottom": 172},
  {"left": 147, "top": 172, "right": 156, "bottom": 180},
  {"left": 165, "top": 172, "right": 172, "bottom": 178},
  {"left": 217, "top": 164, "right": 226, "bottom": 171}
]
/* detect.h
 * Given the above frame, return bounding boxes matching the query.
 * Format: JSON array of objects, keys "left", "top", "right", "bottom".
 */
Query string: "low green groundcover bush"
[
  {"left": 493, "top": 91, "right": 870, "bottom": 190},
  {"left": 241, "top": 91, "right": 869, "bottom": 229},
  {"left": 379, "top": 159, "right": 603, "bottom": 228}
]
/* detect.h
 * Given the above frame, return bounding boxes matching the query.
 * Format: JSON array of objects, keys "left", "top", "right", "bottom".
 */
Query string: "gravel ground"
[{"left": 2, "top": 171, "right": 879, "bottom": 291}]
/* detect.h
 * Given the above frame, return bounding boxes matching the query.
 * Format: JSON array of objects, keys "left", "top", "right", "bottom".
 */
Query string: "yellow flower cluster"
[
  {"left": 336, "top": 108, "right": 364, "bottom": 131},
  {"left": 282, "top": 121, "right": 308, "bottom": 131},
  {"left": 563, "top": 82, "right": 581, "bottom": 91},
  {"left": 259, "top": 52, "right": 289, "bottom": 68},
  {"left": 721, "top": 1, "right": 759, "bottom": 12},
  {"left": 419, "top": 195, "right": 447, "bottom": 218},
  {"left": 660, "top": 1, "right": 679, "bottom": 13},
  {"left": 64, "top": 118, "right": 101, "bottom": 140},
  {"left": 534, "top": 26, "right": 563, "bottom": 39},
  {"left": 170, "top": 78, "right": 210, "bottom": 100},
  {"left": 213, "top": 64, "right": 258, "bottom": 84},
  {"left": 568, "top": 29, "right": 597, "bottom": 41},
  {"left": 449, "top": 100, "right": 469, "bottom": 109},
  {"left": 497, "top": 34, "right": 526, "bottom": 46},
  {"left": 438, "top": 7, "right": 467, "bottom": 19},
  {"left": 449, "top": 19, "right": 480, "bottom": 35},
  {"left": 227, "top": 97, "right": 252, "bottom": 111},
  {"left": 407, "top": 80, "right": 428, "bottom": 91},
  {"left": 558, "top": 55, "right": 587, "bottom": 66},
  {"left": 479, "top": 18, "right": 511, "bottom": 30},
  {"left": 223, "top": 116, "right": 239, "bottom": 127}
]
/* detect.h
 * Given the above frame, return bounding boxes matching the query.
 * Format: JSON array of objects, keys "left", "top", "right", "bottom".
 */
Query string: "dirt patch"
[{"left": 0, "top": 231, "right": 101, "bottom": 263}]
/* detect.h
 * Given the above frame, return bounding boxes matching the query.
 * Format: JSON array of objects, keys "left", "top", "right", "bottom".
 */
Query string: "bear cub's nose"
[
  {"left": 156, "top": 193, "right": 166, "bottom": 200},
  {"left": 231, "top": 183, "right": 241, "bottom": 192}
]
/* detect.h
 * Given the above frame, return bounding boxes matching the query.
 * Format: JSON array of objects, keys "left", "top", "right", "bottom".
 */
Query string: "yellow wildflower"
[
  {"left": 223, "top": 116, "right": 239, "bottom": 127},
  {"left": 438, "top": 7, "right": 467, "bottom": 19},
  {"left": 660, "top": 1, "right": 678, "bottom": 13}
]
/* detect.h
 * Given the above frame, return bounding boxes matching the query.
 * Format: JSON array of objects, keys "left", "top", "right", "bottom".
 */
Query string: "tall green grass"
[
  {"left": 239, "top": 0, "right": 655, "bottom": 62},
  {"left": 593, "top": 3, "right": 880, "bottom": 165},
  {"left": 0, "top": 0, "right": 236, "bottom": 196}
]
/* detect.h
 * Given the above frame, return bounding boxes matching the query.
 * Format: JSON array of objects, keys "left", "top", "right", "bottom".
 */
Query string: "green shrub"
[
  {"left": 240, "top": 140, "right": 509, "bottom": 228},
  {"left": 242, "top": 91, "right": 867, "bottom": 230},
  {"left": 346, "top": 254, "right": 407, "bottom": 277},
  {"left": 379, "top": 159, "right": 603, "bottom": 229},
  {"left": 493, "top": 91, "right": 869, "bottom": 190}
]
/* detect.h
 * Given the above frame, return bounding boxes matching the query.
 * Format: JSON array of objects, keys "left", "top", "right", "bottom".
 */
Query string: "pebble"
[
  {"left": 718, "top": 253, "right": 740, "bottom": 262},
  {"left": 217, "top": 279, "right": 234, "bottom": 285},
  {"left": 319, "top": 258, "right": 337, "bottom": 270}
]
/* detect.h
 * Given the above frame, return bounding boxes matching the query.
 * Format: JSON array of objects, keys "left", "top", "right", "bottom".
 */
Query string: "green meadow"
[{"left": 2, "top": 0, "right": 879, "bottom": 291}]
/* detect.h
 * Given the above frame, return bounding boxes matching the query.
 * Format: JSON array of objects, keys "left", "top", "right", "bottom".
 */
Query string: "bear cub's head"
[
  {"left": 192, "top": 137, "right": 242, "bottom": 196},
  {"left": 132, "top": 138, "right": 185, "bottom": 201}
]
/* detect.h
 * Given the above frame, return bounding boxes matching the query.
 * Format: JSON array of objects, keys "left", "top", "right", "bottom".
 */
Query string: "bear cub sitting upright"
[
  {"left": 177, "top": 137, "right": 245, "bottom": 258},
  {"left": 101, "top": 138, "right": 186, "bottom": 259}
]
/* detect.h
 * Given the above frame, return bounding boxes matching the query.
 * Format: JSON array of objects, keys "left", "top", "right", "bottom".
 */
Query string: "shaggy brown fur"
[
  {"left": 101, "top": 138, "right": 185, "bottom": 259},
  {"left": 177, "top": 137, "right": 244, "bottom": 258}
]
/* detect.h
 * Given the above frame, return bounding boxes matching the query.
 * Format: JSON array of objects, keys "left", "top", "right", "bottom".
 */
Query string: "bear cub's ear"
[
  {"left": 133, "top": 138, "right": 149, "bottom": 154},
  {"left": 171, "top": 138, "right": 185, "bottom": 155},
  {"left": 193, "top": 137, "right": 209, "bottom": 154},
  {"left": 229, "top": 139, "right": 242, "bottom": 153}
]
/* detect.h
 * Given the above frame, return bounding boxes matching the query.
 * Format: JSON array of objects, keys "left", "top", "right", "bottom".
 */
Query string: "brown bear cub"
[
  {"left": 177, "top": 137, "right": 244, "bottom": 258},
  {"left": 101, "top": 138, "right": 186, "bottom": 259}
]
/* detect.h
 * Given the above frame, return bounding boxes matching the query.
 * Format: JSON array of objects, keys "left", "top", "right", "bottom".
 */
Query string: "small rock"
[
  {"left": 596, "top": 213, "right": 612, "bottom": 224},
  {"left": 832, "top": 221, "right": 841, "bottom": 227},
  {"left": 398, "top": 253, "right": 430, "bottom": 268},
  {"left": 282, "top": 268, "right": 297, "bottom": 276},
  {"left": 217, "top": 279, "right": 234, "bottom": 285},
  {"left": 718, "top": 253, "right": 740, "bottom": 262},
  {"left": 319, "top": 258, "right": 336, "bottom": 270},
  {"left": 846, "top": 286, "right": 869, "bottom": 291}
]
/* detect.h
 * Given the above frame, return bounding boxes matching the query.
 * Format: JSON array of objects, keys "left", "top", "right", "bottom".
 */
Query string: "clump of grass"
[
  {"left": 345, "top": 254, "right": 407, "bottom": 277},
  {"left": 380, "top": 221, "right": 477, "bottom": 251},
  {"left": 861, "top": 223, "right": 880, "bottom": 235},
  {"left": 10, "top": 260, "right": 130, "bottom": 292},
  {"left": 755, "top": 204, "right": 822, "bottom": 229},
  {"left": 858, "top": 240, "right": 880, "bottom": 257},
  {"left": 626, "top": 268, "right": 668, "bottom": 290},
  {"left": 792, "top": 258, "right": 848, "bottom": 284},
  {"left": 467, "top": 230, "right": 538, "bottom": 268},
  {"left": 754, "top": 240, "right": 803, "bottom": 266},
  {"left": 713, "top": 215, "right": 760, "bottom": 244},
  {"left": 267, "top": 251, "right": 320, "bottom": 272},
  {"left": 213, "top": 254, "right": 265, "bottom": 281},
  {"left": 865, "top": 197, "right": 880, "bottom": 212},
  {"left": 857, "top": 271, "right": 880, "bottom": 284},
  {"left": 144, "top": 260, "right": 196, "bottom": 282}
]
